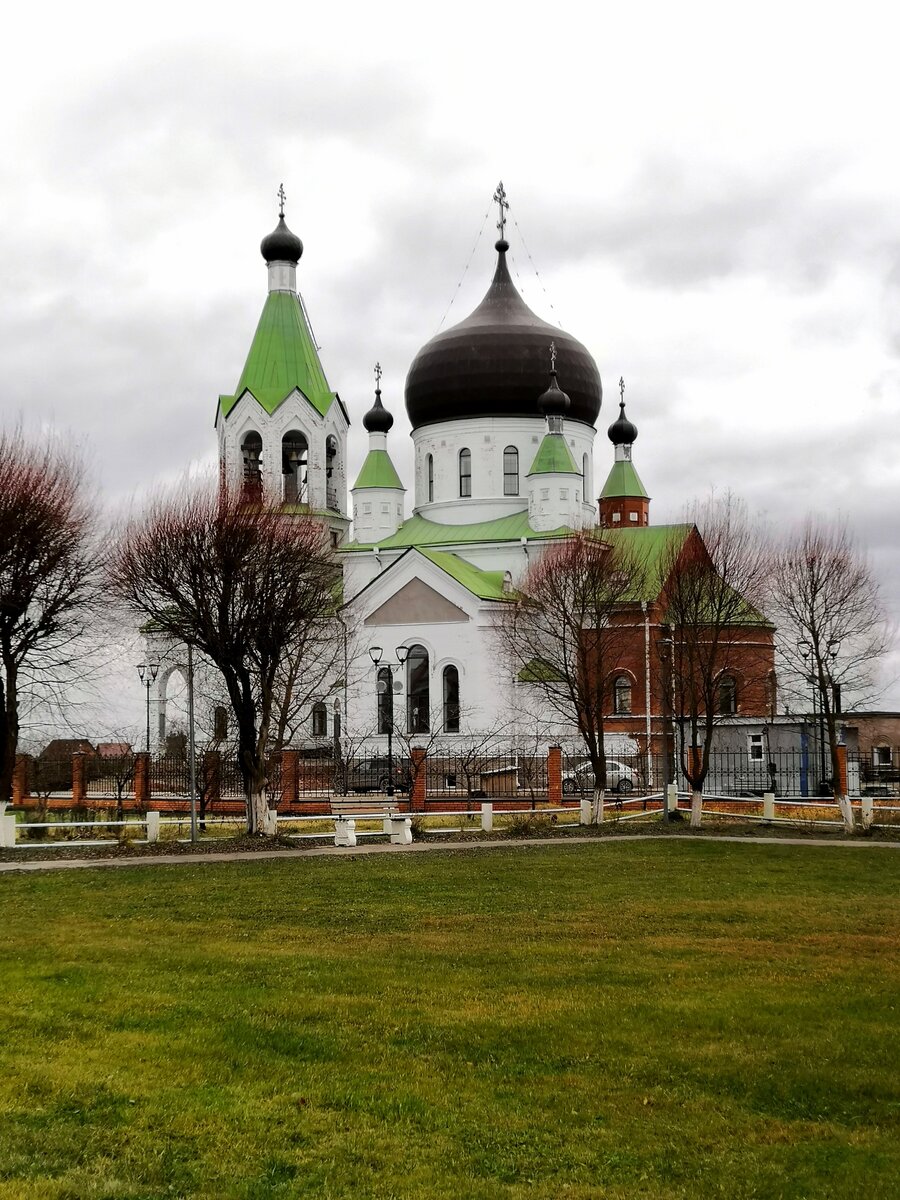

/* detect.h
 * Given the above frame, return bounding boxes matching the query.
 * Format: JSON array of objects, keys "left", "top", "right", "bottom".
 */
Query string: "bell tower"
[{"left": 598, "top": 378, "right": 649, "bottom": 528}]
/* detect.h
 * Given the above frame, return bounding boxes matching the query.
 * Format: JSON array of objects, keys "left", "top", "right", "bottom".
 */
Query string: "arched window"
[
  {"left": 311, "top": 702, "right": 328, "bottom": 737},
  {"left": 443, "top": 665, "right": 460, "bottom": 732},
  {"left": 281, "top": 431, "right": 308, "bottom": 504},
  {"left": 459, "top": 448, "right": 471, "bottom": 498},
  {"left": 213, "top": 705, "right": 228, "bottom": 742},
  {"left": 582, "top": 453, "right": 590, "bottom": 500},
  {"left": 376, "top": 666, "right": 393, "bottom": 734},
  {"left": 325, "top": 435, "right": 339, "bottom": 510},
  {"left": 718, "top": 675, "right": 737, "bottom": 715},
  {"left": 503, "top": 446, "right": 519, "bottom": 496},
  {"left": 407, "top": 644, "right": 430, "bottom": 732},
  {"left": 613, "top": 675, "right": 632, "bottom": 715},
  {"left": 427, "top": 453, "right": 434, "bottom": 502},
  {"left": 241, "top": 431, "right": 263, "bottom": 499}
]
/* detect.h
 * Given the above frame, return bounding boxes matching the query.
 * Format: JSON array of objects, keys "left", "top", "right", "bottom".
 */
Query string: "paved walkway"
[{"left": 1, "top": 833, "right": 898, "bottom": 874}]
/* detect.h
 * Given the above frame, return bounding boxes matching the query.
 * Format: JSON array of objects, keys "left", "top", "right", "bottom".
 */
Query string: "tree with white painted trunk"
[
  {"left": 111, "top": 482, "right": 341, "bottom": 835},
  {"left": 770, "top": 520, "right": 889, "bottom": 833},
  {"left": 660, "top": 496, "right": 772, "bottom": 828},
  {"left": 496, "top": 532, "right": 649, "bottom": 824}
]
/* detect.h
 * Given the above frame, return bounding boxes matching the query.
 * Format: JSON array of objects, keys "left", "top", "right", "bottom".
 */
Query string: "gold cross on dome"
[
  {"left": 549, "top": 341, "right": 557, "bottom": 372},
  {"left": 619, "top": 376, "right": 625, "bottom": 404},
  {"left": 493, "top": 180, "right": 509, "bottom": 239},
  {"left": 278, "top": 183, "right": 286, "bottom": 217}
]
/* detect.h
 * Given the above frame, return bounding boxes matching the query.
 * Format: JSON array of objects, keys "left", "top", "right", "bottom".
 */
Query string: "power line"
[{"left": 434, "top": 206, "right": 491, "bottom": 334}]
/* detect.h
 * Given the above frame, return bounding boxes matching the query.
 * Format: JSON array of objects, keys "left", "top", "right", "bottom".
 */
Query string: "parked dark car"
[{"left": 339, "top": 757, "right": 413, "bottom": 795}]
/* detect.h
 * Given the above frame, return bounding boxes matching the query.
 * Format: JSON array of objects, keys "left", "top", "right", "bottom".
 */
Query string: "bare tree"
[
  {"left": 660, "top": 496, "right": 772, "bottom": 827},
  {"left": 0, "top": 432, "right": 99, "bottom": 808},
  {"left": 111, "top": 483, "right": 341, "bottom": 834},
  {"left": 771, "top": 519, "right": 889, "bottom": 832},
  {"left": 496, "top": 531, "right": 648, "bottom": 823}
]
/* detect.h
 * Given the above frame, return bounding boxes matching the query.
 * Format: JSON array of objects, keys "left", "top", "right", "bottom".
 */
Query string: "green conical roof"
[
  {"left": 527, "top": 433, "right": 580, "bottom": 476},
  {"left": 600, "top": 460, "right": 649, "bottom": 499},
  {"left": 352, "top": 449, "right": 404, "bottom": 491},
  {"left": 218, "top": 291, "right": 336, "bottom": 420}
]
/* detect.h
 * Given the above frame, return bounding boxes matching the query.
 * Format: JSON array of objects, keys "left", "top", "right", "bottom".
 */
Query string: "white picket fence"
[{"left": 1, "top": 791, "right": 897, "bottom": 851}]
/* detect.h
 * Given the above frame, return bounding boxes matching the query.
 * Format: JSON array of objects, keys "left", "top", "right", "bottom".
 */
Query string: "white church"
[{"left": 153, "top": 188, "right": 651, "bottom": 750}]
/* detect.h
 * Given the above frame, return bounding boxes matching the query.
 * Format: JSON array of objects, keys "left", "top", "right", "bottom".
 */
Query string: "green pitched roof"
[
  {"left": 418, "top": 549, "right": 509, "bottom": 601},
  {"left": 527, "top": 433, "right": 580, "bottom": 476},
  {"left": 352, "top": 449, "right": 404, "bottom": 491},
  {"left": 600, "top": 459, "right": 649, "bottom": 499},
  {"left": 218, "top": 291, "right": 336, "bottom": 420},
  {"left": 343, "top": 509, "right": 571, "bottom": 551},
  {"left": 599, "top": 524, "right": 693, "bottom": 594}
]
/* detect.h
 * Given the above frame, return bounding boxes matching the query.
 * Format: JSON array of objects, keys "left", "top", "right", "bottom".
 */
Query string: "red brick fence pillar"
[
  {"left": 135, "top": 752, "right": 150, "bottom": 810},
  {"left": 72, "top": 753, "right": 86, "bottom": 806},
  {"left": 281, "top": 749, "right": 299, "bottom": 808},
  {"left": 547, "top": 745, "right": 562, "bottom": 805},
  {"left": 410, "top": 747, "right": 426, "bottom": 812},
  {"left": 12, "top": 756, "right": 27, "bottom": 806}
]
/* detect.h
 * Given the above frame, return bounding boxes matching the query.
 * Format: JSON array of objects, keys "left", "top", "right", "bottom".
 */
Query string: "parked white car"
[{"left": 561, "top": 759, "right": 636, "bottom": 795}]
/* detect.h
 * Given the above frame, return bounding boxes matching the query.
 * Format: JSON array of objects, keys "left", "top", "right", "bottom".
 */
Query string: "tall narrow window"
[
  {"left": 582, "top": 453, "right": 590, "bottom": 500},
  {"left": 718, "top": 675, "right": 737, "bottom": 715},
  {"left": 407, "top": 644, "right": 430, "bottom": 732},
  {"left": 459, "top": 448, "right": 471, "bottom": 498},
  {"left": 241, "top": 431, "right": 263, "bottom": 499},
  {"left": 376, "top": 666, "right": 393, "bottom": 734},
  {"left": 281, "top": 431, "right": 308, "bottom": 504},
  {"left": 325, "top": 435, "right": 339, "bottom": 510},
  {"left": 311, "top": 702, "right": 328, "bottom": 737},
  {"left": 443, "top": 665, "right": 460, "bottom": 732},
  {"left": 613, "top": 675, "right": 632, "bottom": 715},
  {"left": 427, "top": 453, "right": 434, "bottom": 502},
  {"left": 503, "top": 446, "right": 519, "bottom": 496}
]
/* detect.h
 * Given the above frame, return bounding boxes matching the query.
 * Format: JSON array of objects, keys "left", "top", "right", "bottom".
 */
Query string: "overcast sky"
[{"left": 3, "top": 0, "right": 899, "bottom": 732}]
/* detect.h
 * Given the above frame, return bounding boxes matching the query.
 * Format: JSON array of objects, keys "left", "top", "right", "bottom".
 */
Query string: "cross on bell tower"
[{"left": 278, "top": 183, "right": 286, "bottom": 217}]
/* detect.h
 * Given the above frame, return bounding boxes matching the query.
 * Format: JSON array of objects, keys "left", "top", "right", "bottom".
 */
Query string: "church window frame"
[
  {"left": 582, "top": 453, "right": 590, "bottom": 500},
  {"left": 459, "top": 448, "right": 472, "bottom": 498},
  {"left": 281, "top": 430, "right": 308, "bottom": 505},
  {"left": 717, "top": 674, "right": 738, "bottom": 715},
  {"left": 612, "top": 674, "right": 632, "bottom": 715},
  {"left": 311, "top": 701, "right": 328, "bottom": 738},
  {"left": 427, "top": 453, "right": 434, "bottom": 502},
  {"left": 503, "top": 446, "right": 519, "bottom": 496},
  {"left": 406, "top": 644, "right": 430, "bottom": 733},
  {"left": 241, "top": 430, "right": 263, "bottom": 499},
  {"left": 442, "top": 665, "right": 460, "bottom": 732},
  {"left": 325, "top": 434, "right": 339, "bottom": 510},
  {"left": 376, "top": 666, "right": 393, "bottom": 735}
]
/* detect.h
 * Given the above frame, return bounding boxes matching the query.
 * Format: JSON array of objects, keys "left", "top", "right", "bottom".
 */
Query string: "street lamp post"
[
  {"left": 802, "top": 640, "right": 841, "bottom": 794},
  {"left": 368, "top": 645, "right": 409, "bottom": 797},
  {"left": 136, "top": 662, "right": 160, "bottom": 755}
]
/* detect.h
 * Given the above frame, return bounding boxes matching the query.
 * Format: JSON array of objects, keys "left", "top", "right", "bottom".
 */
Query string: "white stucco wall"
[{"left": 410, "top": 415, "right": 597, "bottom": 525}]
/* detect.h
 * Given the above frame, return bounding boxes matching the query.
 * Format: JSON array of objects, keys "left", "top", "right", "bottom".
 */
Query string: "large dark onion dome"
[
  {"left": 405, "top": 239, "right": 602, "bottom": 429},
  {"left": 363, "top": 385, "right": 394, "bottom": 433},
  {"left": 260, "top": 215, "right": 304, "bottom": 264},
  {"left": 607, "top": 399, "right": 638, "bottom": 446}
]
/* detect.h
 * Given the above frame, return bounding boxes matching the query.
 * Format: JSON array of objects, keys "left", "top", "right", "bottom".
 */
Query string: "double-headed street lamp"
[
  {"left": 136, "top": 662, "right": 160, "bottom": 755},
  {"left": 801, "top": 639, "right": 841, "bottom": 792},
  {"left": 368, "top": 645, "right": 409, "bottom": 796}
]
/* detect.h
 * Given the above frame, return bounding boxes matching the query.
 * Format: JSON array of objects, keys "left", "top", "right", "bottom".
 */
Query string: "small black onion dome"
[
  {"left": 363, "top": 388, "right": 394, "bottom": 433},
  {"left": 260, "top": 215, "right": 303, "bottom": 264},
  {"left": 538, "top": 369, "right": 570, "bottom": 417},
  {"left": 405, "top": 240, "right": 602, "bottom": 430},
  {"left": 608, "top": 400, "right": 638, "bottom": 445}
]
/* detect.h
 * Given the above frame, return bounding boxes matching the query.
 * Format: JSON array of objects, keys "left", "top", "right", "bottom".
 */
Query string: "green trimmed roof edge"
[
  {"left": 352, "top": 449, "right": 404, "bottom": 491},
  {"left": 342, "top": 509, "right": 573, "bottom": 552},
  {"left": 600, "top": 459, "right": 649, "bottom": 499},
  {"left": 417, "top": 548, "right": 509, "bottom": 601},
  {"left": 527, "top": 433, "right": 580, "bottom": 476},
  {"left": 219, "top": 291, "right": 335, "bottom": 420}
]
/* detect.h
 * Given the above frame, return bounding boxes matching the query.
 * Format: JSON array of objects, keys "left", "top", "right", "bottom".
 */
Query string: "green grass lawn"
[{"left": 1, "top": 842, "right": 898, "bottom": 1199}]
